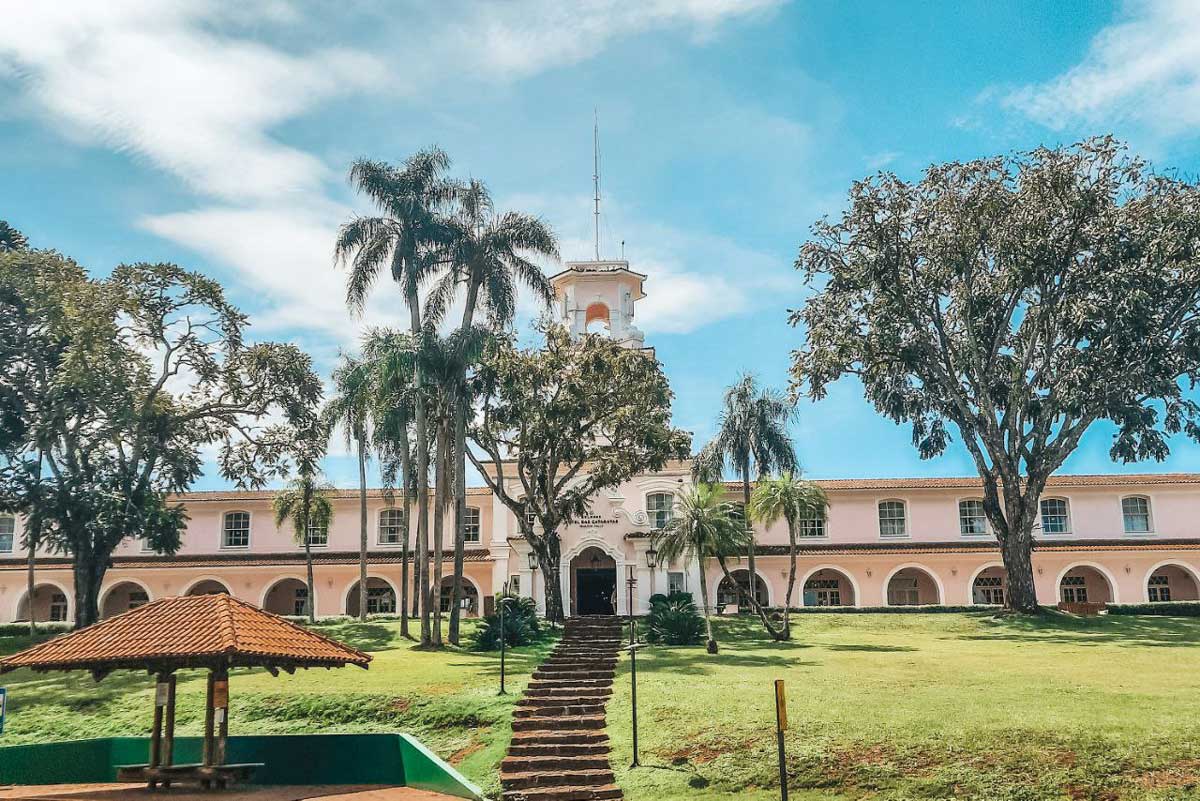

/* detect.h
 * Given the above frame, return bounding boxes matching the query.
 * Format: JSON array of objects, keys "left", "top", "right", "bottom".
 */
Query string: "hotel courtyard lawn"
[{"left": 4, "top": 613, "right": 1200, "bottom": 800}]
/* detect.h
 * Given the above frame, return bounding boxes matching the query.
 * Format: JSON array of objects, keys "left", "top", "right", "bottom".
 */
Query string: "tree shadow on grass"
[
  {"left": 825, "top": 643, "right": 917, "bottom": 652},
  {"left": 304, "top": 622, "right": 402, "bottom": 653},
  {"left": 955, "top": 611, "right": 1200, "bottom": 648},
  {"left": 635, "top": 648, "right": 818, "bottom": 676}
]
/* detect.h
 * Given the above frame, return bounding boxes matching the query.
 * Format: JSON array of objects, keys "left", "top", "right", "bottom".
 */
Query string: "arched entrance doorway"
[
  {"left": 716, "top": 569, "right": 770, "bottom": 611},
  {"left": 570, "top": 546, "right": 616, "bottom": 616},
  {"left": 262, "top": 578, "right": 311, "bottom": 616},
  {"left": 345, "top": 577, "right": 397, "bottom": 617},
  {"left": 439, "top": 576, "right": 480, "bottom": 617},
  {"left": 1058, "top": 565, "right": 1113, "bottom": 604},
  {"left": 802, "top": 568, "right": 855, "bottom": 607},
  {"left": 185, "top": 579, "right": 230, "bottom": 596},
  {"left": 886, "top": 566, "right": 941, "bottom": 605},
  {"left": 971, "top": 566, "right": 1007, "bottom": 605},
  {"left": 1146, "top": 564, "right": 1200, "bottom": 602},
  {"left": 15, "top": 583, "right": 70, "bottom": 622},
  {"left": 101, "top": 582, "right": 151, "bottom": 618}
]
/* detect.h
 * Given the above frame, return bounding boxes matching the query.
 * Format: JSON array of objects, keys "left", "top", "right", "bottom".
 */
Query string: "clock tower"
[{"left": 550, "top": 259, "right": 647, "bottom": 349}]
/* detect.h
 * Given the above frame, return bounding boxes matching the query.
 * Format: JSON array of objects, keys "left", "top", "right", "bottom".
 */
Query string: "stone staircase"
[{"left": 500, "top": 615, "right": 625, "bottom": 801}]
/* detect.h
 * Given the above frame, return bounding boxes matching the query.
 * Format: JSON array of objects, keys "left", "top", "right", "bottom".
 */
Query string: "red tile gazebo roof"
[{"left": 0, "top": 594, "right": 371, "bottom": 677}]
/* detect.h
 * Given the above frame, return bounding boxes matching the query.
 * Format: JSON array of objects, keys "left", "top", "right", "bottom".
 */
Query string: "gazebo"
[{"left": 0, "top": 594, "right": 370, "bottom": 790}]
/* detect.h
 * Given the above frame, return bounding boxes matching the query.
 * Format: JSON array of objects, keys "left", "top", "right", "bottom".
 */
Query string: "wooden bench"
[{"left": 117, "top": 762, "right": 264, "bottom": 789}]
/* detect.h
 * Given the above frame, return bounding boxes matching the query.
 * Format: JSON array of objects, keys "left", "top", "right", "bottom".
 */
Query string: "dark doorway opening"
[{"left": 576, "top": 568, "right": 617, "bottom": 615}]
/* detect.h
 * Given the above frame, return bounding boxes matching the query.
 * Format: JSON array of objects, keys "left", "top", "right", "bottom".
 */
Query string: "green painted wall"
[{"left": 0, "top": 734, "right": 481, "bottom": 799}]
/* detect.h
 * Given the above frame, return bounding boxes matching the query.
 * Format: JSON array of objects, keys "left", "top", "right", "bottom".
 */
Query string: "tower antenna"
[{"left": 593, "top": 109, "right": 601, "bottom": 261}]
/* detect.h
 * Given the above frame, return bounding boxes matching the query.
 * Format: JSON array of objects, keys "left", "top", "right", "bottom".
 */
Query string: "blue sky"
[{"left": 3, "top": 1, "right": 1200, "bottom": 489}]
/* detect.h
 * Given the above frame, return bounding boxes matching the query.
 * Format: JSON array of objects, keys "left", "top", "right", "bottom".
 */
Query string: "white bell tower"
[{"left": 550, "top": 260, "right": 646, "bottom": 349}]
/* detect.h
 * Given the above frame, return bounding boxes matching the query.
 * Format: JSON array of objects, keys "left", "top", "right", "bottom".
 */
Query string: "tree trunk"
[
  {"left": 71, "top": 549, "right": 105, "bottom": 629},
  {"left": 782, "top": 521, "right": 798, "bottom": 640},
  {"left": 302, "top": 482, "right": 315, "bottom": 623},
  {"left": 357, "top": 437, "right": 369, "bottom": 623},
  {"left": 411, "top": 305, "right": 432, "bottom": 646},
  {"left": 715, "top": 554, "right": 787, "bottom": 640},
  {"left": 27, "top": 542, "right": 37, "bottom": 635},
  {"left": 741, "top": 463, "right": 758, "bottom": 607},
  {"left": 537, "top": 536, "right": 565, "bottom": 623},
  {"left": 27, "top": 449, "right": 43, "bottom": 636},
  {"left": 698, "top": 553, "right": 717, "bottom": 654},
  {"left": 398, "top": 424, "right": 414, "bottom": 634},
  {"left": 449, "top": 278, "right": 480, "bottom": 647},
  {"left": 1000, "top": 516, "right": 1039, "bottom": 613},
  {"left": 430, "top": 421, "right": 448, "bottom": 647},
  {"left": 448, "top": 398, "right": 467, "bottom": 646}
]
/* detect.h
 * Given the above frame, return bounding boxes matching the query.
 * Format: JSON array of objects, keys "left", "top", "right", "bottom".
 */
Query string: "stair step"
[
  {"left": 507, "top": 742, "right": 611, "bottom": 757},
  {"left": 520, "top": 694, "right": 611, "bottom": 706},
  {"left": 512, "top": 714, "right": 606, "bottom": 732},
  {"left": 533, "top": 669, "right": 616, "bottom": 679},
  {"left": 502, "top": 783, "right": 623, "bottom": 800},
  {"left": 501, "top": 755, "right": 612, "bottom": 773},
  {"left": 514, "top": 703, "right": 607, "bottom": 718},
  {"left": 524, "top": 686, "right": 613, "bottom": 698},
  {"left": 509, "top": 729, "right": 609, "bottom": 747},
  {"left": 501, "top": 769, "right": 616, "bottom": 790},
  {"left": 527, "top": 679, "right": 613, "bottom": 691}
]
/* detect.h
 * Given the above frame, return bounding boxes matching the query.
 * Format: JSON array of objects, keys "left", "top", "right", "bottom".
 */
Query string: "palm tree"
[
  {"left": 335, "top": 148, "right": 462, "bottom": 647},
  {"left": 325, "top": 356, "right": 375, "bottom": 622},
  {"left": 363, "top": 329, "right": 418, "bottom": 638},
  {"left": 273, "top": 474, "right": 335, "bottom": 623},
  {"left": 694, "top": 374, "right": 797, "bottom": 626},
  {"left": 652, "top": 483, "right": 749, "bottom": 654},
  {"left": 425, "top": 180, "right": 558, "bottom": 645},
  {"left": 749, "top": 472, "right": 828, "bottom": 639}
]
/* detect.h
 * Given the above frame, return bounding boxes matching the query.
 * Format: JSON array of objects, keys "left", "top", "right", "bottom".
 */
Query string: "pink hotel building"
[{"left": 3, "top": 261, "right": 1200, "bottom": 623}]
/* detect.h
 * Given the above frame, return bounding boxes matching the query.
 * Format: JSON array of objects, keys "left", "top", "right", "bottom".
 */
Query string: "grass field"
[
  {"left": 608, "top": 613, "right": 1200, "bottom": 801},
  {"left": 4, "top": 613, "right": 1200, "bottom": 800}
]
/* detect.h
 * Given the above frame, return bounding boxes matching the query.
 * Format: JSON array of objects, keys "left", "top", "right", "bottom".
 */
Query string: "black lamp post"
[
  {"left": 625, "top": 565, "right": 637, "bottom": 644},
  {"left": 625, "top": 641, "right": 648, "bottom": 767},
  {"left": 645, "top": 545, "right": 658, "bottom": 598}
]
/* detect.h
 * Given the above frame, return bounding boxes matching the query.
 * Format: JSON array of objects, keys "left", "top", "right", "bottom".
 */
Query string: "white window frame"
[
  {"left": 127, "top": 590, "right": 150, "bottom": 610},
  {"left": 972, "top": 574, "right": 1005, "bottom": 605},
  {"left": 221, "top": 510, "right": 252, "bottom": 549},
  {"left": 958, "top": 498, "right": 989, "bottom": 537},
  {"left": 667, "top": 571, "right": 686, "bottom": 595},
  {"left": 1039, "top": 498, "right": 1071, "bottom": 536},
  {"left": 1060, "top": 573, "right": 1088, "bottom": 603},
  {"left": 378, "top": 508, "right": 405, "bottom": 546},
  {"left": 1121, "top": 495, "right": 1153, "bottom": 535},
  {"left": 305, "top": 519, "right": 329, "bottom": 548},
  {"left": 1147, "top": 573, "right": 1171, "bottom": 603},
  {"left": 646, "top": 492, "right": 674, "bottom": 530},
  {"left": 797, "top": 512, "right": 826, "bottom": 538},
  {"left": 804, "top": 577, "right": 842, "bottom": 606},
  {"left": 366, "top": 585, "right": 396, "bottom": 615},
  {"left": 0, "top": 515, "right": 14, "bottom": 553},
  {"left": 877, "top": 499, "right": 908, "bottom": 539},
  {"left": 464, "top": 506, "right": 481, "bottom": 543},
  {"left": 49, "top": 592, "right": 68, "bottom": 622},
  {"left": 292, "top": 586, "right": 309, "bottom": 616}
]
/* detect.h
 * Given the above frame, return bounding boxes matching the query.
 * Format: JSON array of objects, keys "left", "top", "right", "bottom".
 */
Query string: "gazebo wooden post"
[
  {"left": 214, "top": 662, "right": 230, "bottom": 769},
  {"left": 202, "top": 669, "right": 216, "bottom": 768},
  {"left": 162, "top": 672, "right": 178, "bottom": 768},
  {"left": 147, "top": 670, "right": 167, "bottom": 790}
]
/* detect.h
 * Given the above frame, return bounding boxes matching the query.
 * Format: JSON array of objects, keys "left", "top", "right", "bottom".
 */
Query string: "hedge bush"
[
  {"left": 470, "top": 595, "right": 542, "bottom": 650},
  {"left": 0, "top": 622, "right": 71, "bottom": 637},
  {"left": 646, "top": 592, "right": 705, "bottom": 645},
  {"left": 1107, "top": 601, "right": 1200, "bottom": 616}
]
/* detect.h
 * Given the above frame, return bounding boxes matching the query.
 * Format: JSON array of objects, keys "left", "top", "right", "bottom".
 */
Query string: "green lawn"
[
  {"left": 4, "top": 613, "right": 1200, "bottom": 800},
  {"left": 607, "top": 613, "right": 1200, "bottom": 801},
  {"left": 0, "top": 620, "right": 556, "bottom": 798}
]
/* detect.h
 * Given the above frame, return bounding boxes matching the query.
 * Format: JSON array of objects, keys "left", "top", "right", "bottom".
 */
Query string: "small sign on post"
[
  {"left": 155, "top": 682, "right": 170, "bottom": 707},
  {"left": 774, "top": 679, "right": 788, "bottom": 801},
  {"left": 0, "top": 687, "right": 7, "bottom": 735}
]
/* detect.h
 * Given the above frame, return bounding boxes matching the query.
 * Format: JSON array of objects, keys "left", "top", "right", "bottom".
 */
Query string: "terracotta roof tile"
[
  {"left": 0, "top": 595, "right": 371, "bottom": 673},
  {"left": 725, "top": 473, "right": 1200, "bottom": 492}
]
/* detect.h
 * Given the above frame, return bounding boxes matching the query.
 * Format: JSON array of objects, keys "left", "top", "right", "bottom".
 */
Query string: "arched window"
[
  {"left": 1122, "top": 496, "right": 1152, "bottom": 534},
  {"left": 0, "top": 515, "right": 14, "bottom": 553},
  {"left": 1039, "top": 498, "right": 1070, "bottom": 534},
  {"left": 222, "top": 511, "right": 250, "bottom": 548},
  {"left": 378, "top": 508, "right": 404, "bottom": 545},
  {"left": 878, "top": 500, "right": 907, "bottom": 538},
  {"left": 959, "top": 499, "right": 987, "bottom": 536},
  {"left": 464, "top": 507, "right": 481, "bottom": 543},
  {"left": 646, "top": 492, "right": 674, "bottom": 530}
]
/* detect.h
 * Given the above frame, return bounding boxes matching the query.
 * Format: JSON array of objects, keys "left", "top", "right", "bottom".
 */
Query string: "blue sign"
[{"left": 0, "top": 687, "right": 6, "bottom": 735}]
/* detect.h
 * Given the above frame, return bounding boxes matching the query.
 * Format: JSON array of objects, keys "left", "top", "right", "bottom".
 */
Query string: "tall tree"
[
  {"left": 326, "top": 355, "right": 375, "bottom": 621},
  {"left": 0, "top": 253, "right": 323, "bottom": 627},
  {"left": 469, "top": 325, "right": 691, "bottom": 622},
  {"left": 363, "top": 328, "right": 418, "bottom": 638},
  {"left": 426, "top": 179, "right": 558, "bottom": 646},
  {"left": 652, "top": 483, "right": 748, "bottom": 654},
  {"left": 748, "top": 472, "right": 828, "bottom": 639},
  {"left": 272, "top": 471, "right": 334, "bottom": 622},
  {"left": 0, "top": 221, "right": 28, "bottom": 253},
  {"left": 693, "top": 374, "right": 797, "bottom": 633},
  {"left": 791, "top": 137, "right": 1200, "bottom": 613},
  {"left": 336, "top": 148, "right": 461, "bottom": 646}
]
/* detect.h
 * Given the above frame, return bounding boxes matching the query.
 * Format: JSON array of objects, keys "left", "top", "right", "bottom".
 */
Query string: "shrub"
[
  {"left": 0, "top": 622, "right": 71, "bottom": 637},
  {"left": 646, "top": 593, "right": 705, "bottom": 645},
  {"left": 1108, "top": 602, "right": 1200, "bottom": 616},
  {"left": 470, "top": 595, "right": 542, "bottom": 650}
]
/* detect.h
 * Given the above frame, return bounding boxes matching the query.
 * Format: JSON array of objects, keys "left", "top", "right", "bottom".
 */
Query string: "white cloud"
[{"left": 1002, "top": 0, "right": 1200, "bottom": 137}]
